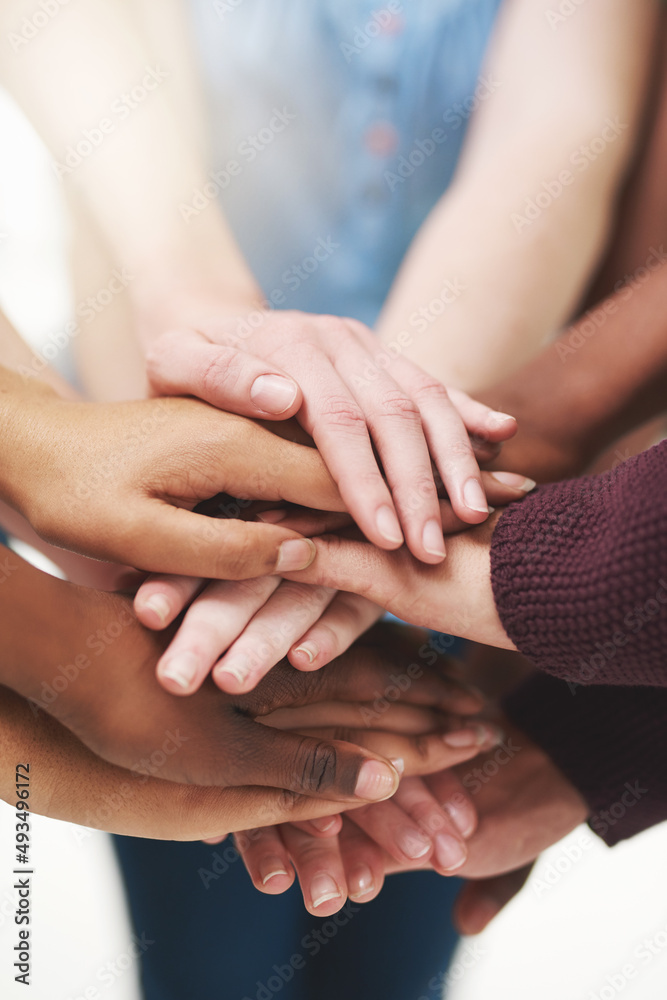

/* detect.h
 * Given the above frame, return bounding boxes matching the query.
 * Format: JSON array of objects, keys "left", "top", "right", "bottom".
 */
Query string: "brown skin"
[{"left": 0, "top": 366, "right": 343, "bottom": 579}]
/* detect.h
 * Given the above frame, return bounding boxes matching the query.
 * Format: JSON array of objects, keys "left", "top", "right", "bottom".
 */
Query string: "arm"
[
  {"left": 479, "top": 260, "right": 667, "bottom": 482},
  {"left": 285, "top": 439, "right": 667, "bottom": 686},
  {"left": 0, "top": 0, "right": 515, "bottom": 560},
  {"left": 376, "top": 0, "right": 660, "bottom": 391}
]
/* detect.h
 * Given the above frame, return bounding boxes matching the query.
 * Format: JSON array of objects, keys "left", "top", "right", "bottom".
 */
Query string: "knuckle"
[
  {"left": 374, "top": 389, "right": 421, "bottom": 422},
  {"left": 199, "top": 349, "right": 244, "bottom": 401},
  {"left": 293, "top": 739, "right": 339, "bottom": 794},
  {"left": 318, "top": 396, "right": 366, "bottom": 433},
  {"left": 410, "top": 376, "right": 451, "bottom": 407}
]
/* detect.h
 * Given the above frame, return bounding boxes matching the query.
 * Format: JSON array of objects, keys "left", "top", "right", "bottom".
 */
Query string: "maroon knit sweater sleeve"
[
  {"left": 504, "top": 673, "right": 667, "bottom": 846},
  {"left": 490, "top": 440, "right": 667, "bottom": 688}
]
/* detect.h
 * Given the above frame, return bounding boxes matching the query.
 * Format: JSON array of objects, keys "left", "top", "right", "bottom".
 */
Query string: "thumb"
[
  {"left": 453, "top": 864, "right": 534, "bottom": 935},
  {"left": 147, "top": 328, "right": 303, "bottom": 419}
]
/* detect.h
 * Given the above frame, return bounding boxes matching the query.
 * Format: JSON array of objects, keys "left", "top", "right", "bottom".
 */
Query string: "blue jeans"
[{"left": 114, "top": 835, "right": 461, "bottom": 1000}]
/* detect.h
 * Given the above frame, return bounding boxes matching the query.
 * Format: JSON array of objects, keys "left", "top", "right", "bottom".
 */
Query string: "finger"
[
  {"left": 231, "top": 722, "right": 403, "bottom": 802},
  {"left": 147, "top": 327, "right": 303, "bottom": 419},
  {"left": 134, "top": 574, "right": 204, "bottom": 630},
  {"left": 155, "top": 576, "right": 281, "bottom": 694},
  {"left": 400, "top": 372, "right": 492, "bottom": 525},
  {"left": 233, "top": 826, "right": 295, "bottom": 894},
  {"left": 425, "top": 769, "right": 478, "bottom": 839},
  {"left": 338, "top": 817, "right": 386, "bottom": 902},
  {"left": 347, "top": 796, "right": 434, "bottom": 866},
  {"left": 333, "top": 341, "right": 446, "bottom": 563},
  {"left": 130, "top": 502, "right": 319, "bottom": 579},
  {"left": 290, "top": 814, "right": 344, "bottom": 837},
  {"left": 289, "top": 724, "right": 503, "bottom": 779},
  {"left": 243, "top": 638, "right": 485, "bottom": 718},
  {"left": 256, "top": 509, "right": 354, "bottom": 536},
  {"left": 393, "top": 775, "right": 468, "bottom": 873},
  {"left": 213, "top": 582, "right": 336, "bottom": 693},
  {"left": 264, "top": 701, "right": 456, "bottom": 736},
  {"left": 280, "top": 823, "right": 349, "bottom": 916},
  {"left": 286, "top": 344, "right": 407, "bottom": 552},
  {"left": 446, "top": 387, "right": 517, "bottom": 444},
  {"left": 288, "top": 593, "right": 383, "bottom": 671},
  {"left": 453, "top": 864, "right": 534, "bottom": 935}
]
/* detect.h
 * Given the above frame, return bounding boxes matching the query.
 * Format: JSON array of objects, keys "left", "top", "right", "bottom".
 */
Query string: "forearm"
[
  {"left": 376, "top": 0, "right": 658, "bottom": 392},
  {"left": 0, "top": 0, "right": 262, "bottom": 351},
  {"left": 491, "top": 440, "right": 667, "bottom": 686},
  {"left": 479, "top": 260, "right": 667, "bottom": 480}
]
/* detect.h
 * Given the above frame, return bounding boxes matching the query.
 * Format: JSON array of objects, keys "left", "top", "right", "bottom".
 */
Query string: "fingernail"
[
  {"left": 349, "top": 865, "right": 375, "bottom": 899},
  {"left": 443, "top": 798, "right": 476, "bottom": 839},
  {"left": 491, "top": 471, "right": 537, "bottom": 492},
  {"left": 435, "top": 833, "right": 466, "bottom": 871},
  {"left": 160, "top": 652, "right": 199, "bottom": 689},
  {"left": 143, "top": 593, "right": 171, "bottom": 626},
  {"left": 463, "top": 478, "right": 489, "bottom": 514},
  {"left": 250, "top": 374, "right": 298, "bottom": 414},
  {"left": 422, "top": 518, "right": 446, "bottom": 558},
  {"left": 397, "top": 828, "right": 432, "bottom": 860},
  {"left": 294, "top": 642, "right": 318, "bottom": 665},
  {"left": 355, "top": 760, "right": 399, "bottom": 801},
  {"left": 487, "top": 506, "right": 496, "bottom": 514},
  {"left": 276, "top": 538, "right": 316, "bottom": 573},
  {"left": 390, "top": 757, "right": 405, "bottom": 776},
  {"left": 311, "top": 873, "right": 342, "bottom": 909},
  {"left": 310, "top": 816, "right": 338, "bottom": 834},
  {"left": 488, "top": 411, "right": 516, "bottom": 428},
  {"left": 216, "top": 657, "right": 251, "bottom": 686},
  {"left": 375, "top": 505, "right": 404, "bottom": 545},
  {"left": 260, "top": 859, "right": 291, "bottom": 885},
  {"left": 257, "top": 509, "right": 288, "bottom": 524},
  {"left": 444, "top": 724, "right": 503, "bottom": 748}
]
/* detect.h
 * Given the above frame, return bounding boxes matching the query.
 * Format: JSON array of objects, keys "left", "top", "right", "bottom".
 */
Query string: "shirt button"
[{"left": 363, "top": 121, "right": 399, "bottom": 157}]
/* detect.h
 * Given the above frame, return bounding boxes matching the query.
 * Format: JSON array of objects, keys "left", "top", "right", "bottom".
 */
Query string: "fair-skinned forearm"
[
  {"left": 0, "top": 0, "right": 263, "bottom": 349},
  {"left": 376, "top": 0, "right": 659, "bottom": 392}
]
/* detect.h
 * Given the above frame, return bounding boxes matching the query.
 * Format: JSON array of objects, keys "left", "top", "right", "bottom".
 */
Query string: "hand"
[
  {"left": 0, "top": 368, "right": 343, "bottom": 579},
  {"left": 7, "top": 556, "right": 494, "bottom": 800},
  {"left": 146, "top": 312, "right": 518, "bottom": 563},
  {"left": 134, "top": 473, "right": 532, "bottom": 696},
  {"left": 279, "top": 506, "right": 530, "bottom": 649},
  {"left": 233, "top": 762, "right": 486, "bottom": 916},
  {"left": 235, "top": 719, "right": 587, "bottom": 920},
  {"left": 1, "top": 684, "right": 488, "bottom": 841}
]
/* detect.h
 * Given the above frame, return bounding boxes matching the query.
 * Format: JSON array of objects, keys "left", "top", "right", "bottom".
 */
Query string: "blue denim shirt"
[{"left": 188, "top": 0, "right": 504, "bottom": 324}]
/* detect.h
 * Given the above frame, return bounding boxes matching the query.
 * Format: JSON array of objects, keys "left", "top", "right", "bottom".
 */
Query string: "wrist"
[{"left": 0, "top": 368, "right": 61, "bottom": 515}]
